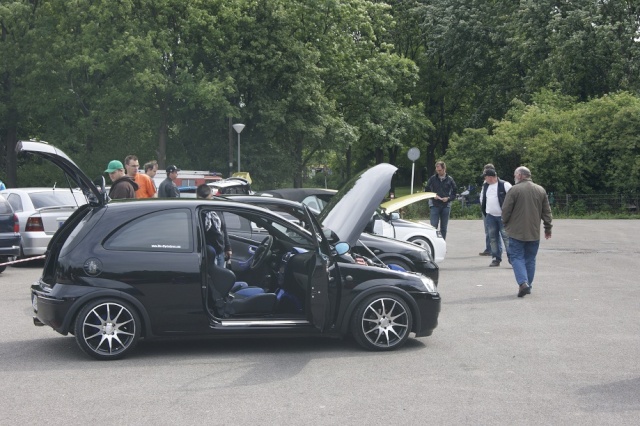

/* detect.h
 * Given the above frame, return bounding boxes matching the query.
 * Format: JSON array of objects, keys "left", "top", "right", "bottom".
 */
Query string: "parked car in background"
[
  {"left": 179, "top": 177, "right": 254, "bottom": 198},
  {"left": 0, "top": 187, "right": 86, "bottom": 257},
  {"left": 0, "top": 195, "right": 21, "bottom": 272},
  {"left": 260, "top": 188, "right": 447, "bottom": 263},
  {"left": 21, "top": 140, "right": 440, "bottom": 359}
]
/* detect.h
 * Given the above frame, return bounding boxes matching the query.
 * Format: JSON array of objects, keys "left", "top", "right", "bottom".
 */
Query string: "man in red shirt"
[{"left": 125, "top": 155, "right": 157, "bottom": 199}]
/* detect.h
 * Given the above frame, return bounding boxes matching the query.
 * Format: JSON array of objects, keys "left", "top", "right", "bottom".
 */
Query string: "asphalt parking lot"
[{"left": 0, "top": 219, "right": 638, "bottom": 424}]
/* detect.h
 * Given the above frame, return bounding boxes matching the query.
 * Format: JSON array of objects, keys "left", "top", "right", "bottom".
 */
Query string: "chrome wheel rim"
[
  {"left": 81, "top": 302, "right": 136, "bottom": 356},
  {"left": 361, "top": 297, "right": 409, "bottom": 348}
]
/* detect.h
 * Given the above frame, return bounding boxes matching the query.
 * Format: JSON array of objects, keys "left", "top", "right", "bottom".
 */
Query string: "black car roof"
[{"left": 260, "top": 188, "right": 337, "bottom": 202}]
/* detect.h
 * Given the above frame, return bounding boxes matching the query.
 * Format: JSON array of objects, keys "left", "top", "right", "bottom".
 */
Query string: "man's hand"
[{"left": 545, "top": 231, "right": 552, "bottom": 240}]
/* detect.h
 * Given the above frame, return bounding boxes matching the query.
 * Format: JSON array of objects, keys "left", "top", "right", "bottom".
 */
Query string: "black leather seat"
[{"left": 209, "top": 264, "right": 277, "bottom": 316}]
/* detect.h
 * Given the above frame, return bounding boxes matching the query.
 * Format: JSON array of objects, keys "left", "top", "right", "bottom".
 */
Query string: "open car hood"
[
  {"left": 318, "top": 163, "right": 397, "bottom": 246},
  {"left": 16, "top": 140, "right": 106, "bottom": 207},
  {"left": 380, "top": 192, "right": 437, "bottom": 214}
]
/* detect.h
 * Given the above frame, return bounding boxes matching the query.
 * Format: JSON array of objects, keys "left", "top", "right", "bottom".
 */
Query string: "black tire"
[
  {"left": 0, "top": 265, "right": 6, "bottom": 273},
  {"left": 408, "top": 237, "right": 434, "bottom": 259},
  {"left": 351, "top": 293, "right": 413, "bottom": 351},
  {"left": 74, "top": 299, "right": 141, "bottom": 360}
]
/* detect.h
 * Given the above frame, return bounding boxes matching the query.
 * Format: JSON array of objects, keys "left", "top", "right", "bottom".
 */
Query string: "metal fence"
[{"left": 550, "top": 193, "right": 640, "bottom": 215}]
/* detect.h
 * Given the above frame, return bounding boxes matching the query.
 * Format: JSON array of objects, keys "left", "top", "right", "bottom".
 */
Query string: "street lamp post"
[{"left": 232, "top": 123, "right": 245, "bottom": 172}]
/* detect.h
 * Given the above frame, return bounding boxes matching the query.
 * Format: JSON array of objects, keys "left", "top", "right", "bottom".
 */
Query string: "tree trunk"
[{"left": 157, "top": 103, "right": 169, "bottom": 169}]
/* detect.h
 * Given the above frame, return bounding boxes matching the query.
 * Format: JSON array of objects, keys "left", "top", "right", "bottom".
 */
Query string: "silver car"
[{"left": 0, "top": 188, "right": 86, "bottom": 257}]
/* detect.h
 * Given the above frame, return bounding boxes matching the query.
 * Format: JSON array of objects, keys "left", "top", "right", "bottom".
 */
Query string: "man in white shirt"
[{"left": 479, "top": 168, "right": 512, "bottom": 267}]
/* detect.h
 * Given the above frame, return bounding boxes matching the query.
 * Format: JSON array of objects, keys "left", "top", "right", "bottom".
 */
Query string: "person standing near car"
[
  {"left": 479, "top": 168, "right": 511, "bottom": 267},
  {"left": 197, "top": 184, "right": 231, "bottom": 267},
  {"left": 157, "top": 165, "right": 181, "bottom": 198},
  {"left": 125, "top": 155, "right": 156, "bottom": 199},
  {"left": 424, "top": 161, "right": 457, "bottom": 240},
  {"left": 104, "top": 160, "right": 138, "bottom": 199},
  {"left": 502, "top": 166, "right": 553, "bottom": 297},
  {"left": 144, "top": 160, "right": 159, "bottom": 195},
  {"left": 479, "top": 163, "right": 496, "bottom": 257}
]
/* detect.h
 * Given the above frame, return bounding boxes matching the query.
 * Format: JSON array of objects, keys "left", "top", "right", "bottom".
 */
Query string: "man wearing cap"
[
  {"left": 479, "top": 168, "right": 511, "bottom": 267},
  {"left": 105, "top": 160, "right": 138, "bottom": 199},
  {"left": 124, "top": 155, "right": 157, "bottom": 199},
  {"left": 157, "top": 165, "right": 181, "bottom": 198}
]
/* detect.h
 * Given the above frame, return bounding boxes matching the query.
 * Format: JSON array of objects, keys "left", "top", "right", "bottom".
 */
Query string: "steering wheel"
[{"left": 250, "top": 235, "right": 273, "bottom": 270}]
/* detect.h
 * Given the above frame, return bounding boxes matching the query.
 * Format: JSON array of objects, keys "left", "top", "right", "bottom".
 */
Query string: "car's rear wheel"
[
  {"left": 351, "top": 293, "right": 413, "bottom": 351},
  {"left": 408, "top": 237, "right": 434, "bottom": 259},
  {"left": 74, "top": 299, "right": 141, "bottom": 360}
]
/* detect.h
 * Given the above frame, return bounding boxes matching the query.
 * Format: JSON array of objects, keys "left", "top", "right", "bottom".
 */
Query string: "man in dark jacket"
[
  {"left": 157, "top": 165, "right": 180, "bottom": 198},
  {"left": 502, "top": 166, "right": 553, "bottom": 297},
  {"left": 105, "top": 160, "right": 138, "bottom": 199},
  {"left": 425, "top": 161, "right": 457, "bottom": 239}
]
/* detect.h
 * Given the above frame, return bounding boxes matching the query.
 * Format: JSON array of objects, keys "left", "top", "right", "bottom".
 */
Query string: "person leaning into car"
[
  {"left": 104, "top": 160, "right": 138, "bottom": 199},
  {"left": 197, "top": 184, "right": 231, "bottom": 267},
  {"left": 424, "top": 161, "right": 457, "bottom": 240}
]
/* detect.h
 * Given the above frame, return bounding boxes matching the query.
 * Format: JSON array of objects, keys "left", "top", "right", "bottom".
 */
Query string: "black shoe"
[
  {"left": 489, "top": 260, "right": 500, "bottom": 267},
  {"left": 479, "top": 251, "right": 491, "bottom": 256},
  {"left": 517, "top": 283, "right": 530, "bottom": 297}
]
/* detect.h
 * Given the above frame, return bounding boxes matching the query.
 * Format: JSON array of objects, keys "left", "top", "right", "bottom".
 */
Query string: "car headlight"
[{"left": 420, "top": 276, "right": 437, "bottom": 293}]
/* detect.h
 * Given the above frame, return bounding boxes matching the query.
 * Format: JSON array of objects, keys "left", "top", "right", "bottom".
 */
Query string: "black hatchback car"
[{"left": 23, "top": 141, "right": 440, "bottom": 360}]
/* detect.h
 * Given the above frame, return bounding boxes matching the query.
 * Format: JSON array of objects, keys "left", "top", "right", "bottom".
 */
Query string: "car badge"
[{"left": 83, "top": 258, "right": 103, "bottom": 276}]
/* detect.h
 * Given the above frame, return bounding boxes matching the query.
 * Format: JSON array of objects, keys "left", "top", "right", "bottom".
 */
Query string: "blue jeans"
[
  {"left": 507, "top": 238, "right": 540, "bottom": 288},
  {"left": 430, "top": 205, "right": 451, "bottom": 240},
  {"left": 486, "top": 214, "right": 508, "bottom": 262},
  {"left": 207, "top": 245, "right": 226, "bottom": 268},
  {"left": 483, "top": 214, "right": 502, "bottom": 253}
]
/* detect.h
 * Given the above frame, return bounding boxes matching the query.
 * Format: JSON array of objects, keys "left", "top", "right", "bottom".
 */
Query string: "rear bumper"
[
  {"left": 21, "top": 232, "right": 52, "bottom": 256},
  {"left": 0, "top": 234, "right": 21, "bottom": 257}
]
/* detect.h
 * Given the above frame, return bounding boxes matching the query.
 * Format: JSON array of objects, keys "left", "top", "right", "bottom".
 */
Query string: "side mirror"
[
  {"left": 334, "top": 242, "right": 351, "bottom": 255},
  {"left": 390, "top": 212, "right": 400, "bottom": 220}
]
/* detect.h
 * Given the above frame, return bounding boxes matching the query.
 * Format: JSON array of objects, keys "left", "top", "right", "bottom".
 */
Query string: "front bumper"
[{"left": 410, "top": 291, "right": 441, "bottom": 337}]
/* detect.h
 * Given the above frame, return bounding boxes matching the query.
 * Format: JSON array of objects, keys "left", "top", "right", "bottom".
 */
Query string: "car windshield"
[
  {"left": 0, "top": 200, "right": 12, "bottom": 214},
  {"left": 29, "top": 191, "right": 84, "bottom": 209}
]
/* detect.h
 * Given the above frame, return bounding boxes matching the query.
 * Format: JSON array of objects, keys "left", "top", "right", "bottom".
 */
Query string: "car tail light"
[
  {"left": 26, "top": 216, "right": 44, "bottom": 232},
  {"left": 213, "top": 189, "right": 220, "bottom": 196},
  {"left": 13, "top": 214, "right": 20, "bottom": 232}
]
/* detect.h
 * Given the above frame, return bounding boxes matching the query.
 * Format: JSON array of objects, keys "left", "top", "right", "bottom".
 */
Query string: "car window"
[
  {"left": 104, "top": 209, "right": 193, "bottom": 252},
  {"left": 29, "top": 191, "right": 84, "bottom": 209},
  {"left": 0, "top": 199, "right": 12, "bottom": 214},
  {"left": 301, "top": 195, "right": 320, "bottom": 211},
  {"left": 6, "top": 194, "right": 23, "bottom": 212}
]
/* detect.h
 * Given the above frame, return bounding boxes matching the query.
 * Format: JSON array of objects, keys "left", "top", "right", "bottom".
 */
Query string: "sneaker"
[
  {"left": 489, "top": 259, "right": 500, "bottom": 267},
  {"left": 479, "top": 251, "right": 491, "bottom": 256},
  {"left": 517, "top": 283, "right": 530, "bottom": 297}
]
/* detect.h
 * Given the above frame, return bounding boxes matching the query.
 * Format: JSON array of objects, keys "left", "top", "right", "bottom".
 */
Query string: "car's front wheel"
[
  {"left": 74, "top": 299, "right": 141, "bottom": 360},
  {"left": 351, "top": 293, "right": 413, "bottom": 351},
  {"left": 408, "top": 236, "right": 434, "bottom": 259}
]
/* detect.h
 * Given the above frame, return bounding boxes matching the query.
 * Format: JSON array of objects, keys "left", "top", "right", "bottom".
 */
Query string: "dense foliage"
[{"left": 2, "top": 0, "right": 640, "bottom": 193}]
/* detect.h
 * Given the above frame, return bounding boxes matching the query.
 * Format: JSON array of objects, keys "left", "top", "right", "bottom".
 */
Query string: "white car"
[
  {"left": 0, "top": 188, "right": 86, "bottom": 257},
  {"left": 370, "top": 192, "right": 446, "bottom": 263}
]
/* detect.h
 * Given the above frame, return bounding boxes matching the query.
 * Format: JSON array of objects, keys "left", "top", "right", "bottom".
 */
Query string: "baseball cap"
[
  {"left": 482, "top": 168, "right": 497, "bottom": 177},
  {"left": 166, "top": 165, "right": 181, "bottom": 173},
  {"left": 105, "top": 160, "right": 124, "bottom": 173}
]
